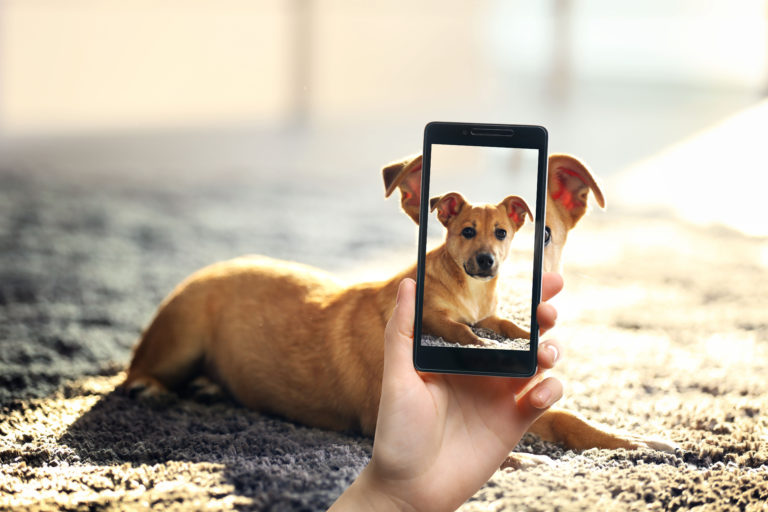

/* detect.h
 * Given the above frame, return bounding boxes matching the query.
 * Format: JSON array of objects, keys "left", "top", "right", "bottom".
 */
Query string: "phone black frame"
[{"left": 413, "top": 122, "right": 549, "bottom": 377}]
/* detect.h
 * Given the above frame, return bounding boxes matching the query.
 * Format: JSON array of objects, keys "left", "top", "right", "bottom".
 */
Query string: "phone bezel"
[{"left": 413, "top": 122, "right": 548, "bottom": 377}]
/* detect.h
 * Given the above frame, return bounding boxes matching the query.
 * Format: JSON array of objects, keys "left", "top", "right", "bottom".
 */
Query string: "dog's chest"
[{"left": 455, "top": 279, "right": 496, "bottom": 324}]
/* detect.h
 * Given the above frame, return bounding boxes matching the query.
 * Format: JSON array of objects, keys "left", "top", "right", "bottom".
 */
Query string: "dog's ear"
[
  {"left": 382, "top": 154, "right": 423, "bottom": 224},
  {"left": 499, "top": 195, "right": 533, "bottom": 230},
  {"left": 430, "top": 192, "right": 466, "bottom": 227},
  {"left": 548, "top": 154, "right": 606, "bottom": 225}
]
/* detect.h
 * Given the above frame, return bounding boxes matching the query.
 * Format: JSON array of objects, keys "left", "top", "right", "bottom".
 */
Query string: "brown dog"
[
  {"left": 125, "top": 190, "right": 535, "bottom": 433},
  {"left": 384, "top": 153, "right": 675, "bottom": 453},
  {"left": 422, "top": 192, "right": 532, "bottom": 346},
  {"left": 125, "top": 153, "right": 674, "bottom": 457}
]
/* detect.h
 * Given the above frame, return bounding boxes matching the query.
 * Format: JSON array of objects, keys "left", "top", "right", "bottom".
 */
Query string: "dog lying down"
[
  {"left": 418, "top": 185, "right": 540, "bottom": 351},
  {"left": 124, "top": 153, "right": 676, "bottom": 467},
  {"left": 418, "top": 191, "right": 534, "bottom": 351}
]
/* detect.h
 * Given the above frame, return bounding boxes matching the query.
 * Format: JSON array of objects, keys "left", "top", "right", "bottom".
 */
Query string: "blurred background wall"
[{"left": 1, "top": 0, "right": 767, "bottom": 232}]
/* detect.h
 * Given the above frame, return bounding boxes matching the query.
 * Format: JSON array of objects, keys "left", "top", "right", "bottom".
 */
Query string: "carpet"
[{"left": 1, "top": 166, "right": 767, "bottom": 511}]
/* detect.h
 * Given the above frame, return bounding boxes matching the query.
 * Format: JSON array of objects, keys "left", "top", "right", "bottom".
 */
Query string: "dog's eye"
[
  {"left": 461, "top": 227, "right": 476, "bottom": 239},
  {"left": 495, "top": 228, "right": 507, "bottom": 240},
  {"left": 544, "top": 226, "right": 551, "bottom": 247}
]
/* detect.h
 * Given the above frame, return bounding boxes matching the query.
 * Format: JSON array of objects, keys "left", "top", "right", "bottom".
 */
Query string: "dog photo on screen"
[{"left": 421, "top": 145, "right": 538, "bottom": 350}]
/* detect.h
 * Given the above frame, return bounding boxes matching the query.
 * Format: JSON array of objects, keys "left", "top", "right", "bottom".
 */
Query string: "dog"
[
  {"left": 124, "top": 152, "right": 675, "bottom": 456},
  {"left": 124, "top": 189, "right": 534, "bottom": 434},
  {"left": 384, "top": 153, "right": 676, "bottom": 453},
  {"left": 421, "top": 191, "right": 532, "bottom": 346}
]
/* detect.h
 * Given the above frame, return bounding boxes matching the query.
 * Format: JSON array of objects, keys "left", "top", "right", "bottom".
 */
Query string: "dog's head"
[
  {"left": 429, "top": 192, "right": 532, "bottom": 280},
  {"left": 383, "top": 153, "right": 605, "bottom": 272}
]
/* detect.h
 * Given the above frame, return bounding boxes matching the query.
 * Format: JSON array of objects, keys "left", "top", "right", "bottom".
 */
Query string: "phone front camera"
[{"left": 461, "top": 129, "right": 469, "bottom": 136}]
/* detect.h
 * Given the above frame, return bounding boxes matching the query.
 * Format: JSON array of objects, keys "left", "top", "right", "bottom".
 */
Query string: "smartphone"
[{"left": 413, "top": 122, "right": 548, "bottom": 377}]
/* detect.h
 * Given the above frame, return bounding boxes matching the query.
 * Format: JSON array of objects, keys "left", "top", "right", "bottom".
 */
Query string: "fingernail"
[
  {"left": 547, "top": 344, "right": 558, "bottom": 364},
  {"left": 535, "top": 388, "right": 552, "bottom": 408}
]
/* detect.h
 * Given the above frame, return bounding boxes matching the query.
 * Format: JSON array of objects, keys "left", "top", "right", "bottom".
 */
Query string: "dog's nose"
[{"left": 476, "top": 253, "right": 494, "bottom": 270}]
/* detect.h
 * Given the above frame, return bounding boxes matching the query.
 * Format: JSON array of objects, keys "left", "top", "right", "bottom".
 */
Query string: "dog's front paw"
[
  {"left": 627, "top": 436, "right": 679, "bottom": 453},
  {"left": 188, "top": 376, "right": 228, "bottom": 403},
  {"left": 500, "top": 452, "right": 555, "bottom": 471},
  {"left": 123, "top": 376, "right": 170, "bottom": 399}
]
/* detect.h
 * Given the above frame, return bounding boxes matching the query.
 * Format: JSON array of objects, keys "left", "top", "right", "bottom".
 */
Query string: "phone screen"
[{"left": 414, "top": 123, "right": 547, "bottom": 376}]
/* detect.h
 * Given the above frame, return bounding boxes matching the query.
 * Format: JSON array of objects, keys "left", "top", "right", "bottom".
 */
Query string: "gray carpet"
[{"left": 2, "top": 165, "right": 768, "bottom": 510}]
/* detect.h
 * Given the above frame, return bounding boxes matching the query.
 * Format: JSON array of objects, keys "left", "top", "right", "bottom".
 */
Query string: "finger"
[
  {"left": 536, "top": 339, "right": 562, "bottom": 370},
  {"left": 501, "top": 338, "right": 563, "bottom": 397},
  {"left": 515, "top": 376, "right": 563, "bottom": 426},
  {"left": 536, "top": 302, "right": 557, "bottom": 334},
  {"left": 527, "top": 377, "right": 563, "bottom": 409},
  {"left": 541, "top": 272, "right": 564, "bottom": 302},
  {"left": 387, "top": 278, "right": 416, "bottom": 340},
  {"left": 382, "top": 278, "right": 419, "bottom": 385}
]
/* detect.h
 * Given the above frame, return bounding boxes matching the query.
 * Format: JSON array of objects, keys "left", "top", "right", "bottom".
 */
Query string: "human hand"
[{"left": 330, "top": 273, "right": 564, "bottom": 512}]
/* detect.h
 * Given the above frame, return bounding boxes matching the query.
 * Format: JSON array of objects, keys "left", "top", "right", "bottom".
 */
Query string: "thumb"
[
  {"left": 513, "top": 376, "right": 563, "bottom": 428},
  {"left": 382, "top": 278, "right": 418, "bottom": 385}
]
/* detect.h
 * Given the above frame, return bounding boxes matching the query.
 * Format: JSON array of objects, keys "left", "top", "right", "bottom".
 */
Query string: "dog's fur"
[{"left": 125, "top": 153, "right": 675, "bottom": 455}]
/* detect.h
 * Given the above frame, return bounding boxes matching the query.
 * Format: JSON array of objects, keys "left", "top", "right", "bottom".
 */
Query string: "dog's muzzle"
[{"left": 464, "top": 252, "right": 497, "bottom": 279}]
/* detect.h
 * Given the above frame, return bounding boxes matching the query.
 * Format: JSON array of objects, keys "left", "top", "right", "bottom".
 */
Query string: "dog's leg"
[
  {"left": 423, "top": 312, "right": 488, "bottom": 346},
  {"left": 475, "top": 315, "right": 530, "bottom": 340},
  {"left": 529, "top": 408, "right": 678, "bottom": 452},
  {"left": 123, "top": 303, "right": 205, "bottom": 397}
]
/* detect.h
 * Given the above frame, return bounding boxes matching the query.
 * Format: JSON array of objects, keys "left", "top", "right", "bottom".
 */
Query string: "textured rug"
[{"left": 1, "top": 166, "right": 767, "bottom": 511}]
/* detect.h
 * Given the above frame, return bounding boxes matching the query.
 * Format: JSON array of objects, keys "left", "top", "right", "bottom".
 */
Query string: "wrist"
[{"left": 329, "top": 465, "right": 417, "bottom": 512}]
